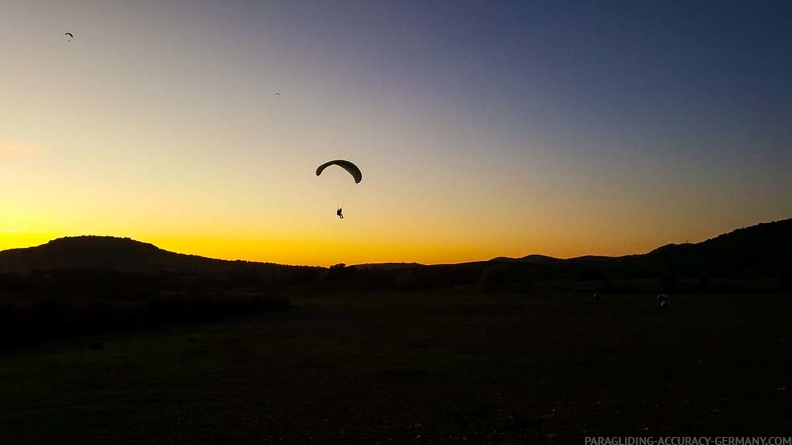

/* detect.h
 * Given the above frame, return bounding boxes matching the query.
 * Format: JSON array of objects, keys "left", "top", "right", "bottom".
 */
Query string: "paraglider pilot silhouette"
[{"left": 316, "top": 159, "right": 361, "bottom": 220}]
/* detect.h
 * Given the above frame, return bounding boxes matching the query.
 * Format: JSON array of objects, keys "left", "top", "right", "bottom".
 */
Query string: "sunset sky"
[{"left": 2, "top": 0, "right": 791, "bottom": 266}]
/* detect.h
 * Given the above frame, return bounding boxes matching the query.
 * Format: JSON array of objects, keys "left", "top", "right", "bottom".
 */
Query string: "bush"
[
  {"left": 394, "top": 269, "right": 429, "bottom": 291},
  {"left": 0, "top": 288, "right": 291, "bottom": 348}
]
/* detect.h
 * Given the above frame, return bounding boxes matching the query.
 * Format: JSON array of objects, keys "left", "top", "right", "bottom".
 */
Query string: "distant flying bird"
[{"left": 65, "top": 32, "right": 74, "bottom": 41}]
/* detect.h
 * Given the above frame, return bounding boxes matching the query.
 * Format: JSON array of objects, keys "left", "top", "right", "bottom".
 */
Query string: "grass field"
[{"left": 1, "top": 290, "right": 791, "bottom": 444}]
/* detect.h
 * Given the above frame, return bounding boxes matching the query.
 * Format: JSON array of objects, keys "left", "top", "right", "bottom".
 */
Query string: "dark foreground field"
[{"left": 1, "top": 290, "right": 791, "bottom": 444}]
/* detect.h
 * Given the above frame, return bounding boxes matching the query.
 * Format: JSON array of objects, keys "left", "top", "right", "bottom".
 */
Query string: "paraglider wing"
[
  {"left": 316, "top": 160, "right": 362, "bottom": 184},
  {"left": 65, "top": 32, "right": 73, "bottom": 38}
]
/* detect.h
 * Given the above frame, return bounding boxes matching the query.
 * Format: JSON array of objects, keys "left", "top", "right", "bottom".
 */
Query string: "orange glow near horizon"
[{"left": 0, "top": 220, "right": 743, "bottom": 267}]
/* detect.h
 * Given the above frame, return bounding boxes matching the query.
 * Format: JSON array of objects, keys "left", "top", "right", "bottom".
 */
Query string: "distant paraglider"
[{"left": 65, "top": 32, "right": 74, "bottom": 42}]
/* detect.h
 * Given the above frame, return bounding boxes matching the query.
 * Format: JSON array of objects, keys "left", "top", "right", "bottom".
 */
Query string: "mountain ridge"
[
  {"left": 0, "top": 235, "right": 285, "bottom": 273},
  {"left": 1, "top": 218, "right": 790, "bottom": 276}
]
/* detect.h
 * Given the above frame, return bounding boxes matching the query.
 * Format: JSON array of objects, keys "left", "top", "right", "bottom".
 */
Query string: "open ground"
[{"left": 1, "top": 290, "right": 790, "bottom": 444}]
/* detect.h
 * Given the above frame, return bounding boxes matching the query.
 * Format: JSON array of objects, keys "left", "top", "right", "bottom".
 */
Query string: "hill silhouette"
[
  {"left": 489, "top": 254, "right": 564, "bottom": 265},
  {"left": 489, "top": 218, "right": 792, "bottom": 278},
  {"left": 0, "top": 235, "right": 287, "bottom": 273},
  {"left": 1, "top": 219, "right": 790, "bottom": 284}
]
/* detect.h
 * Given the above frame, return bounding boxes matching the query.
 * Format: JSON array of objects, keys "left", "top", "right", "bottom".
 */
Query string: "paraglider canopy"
[
  {"left": 316, "top": 160, "right": 362, "bottom": 184},
  {"left": 65, "top": 32, "right": 73, "bottom": 40}
]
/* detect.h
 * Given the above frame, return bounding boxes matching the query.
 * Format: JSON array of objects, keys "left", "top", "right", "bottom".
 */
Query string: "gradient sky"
[{"left": 2, "top": 0, "right": 791, "bottom": 266}]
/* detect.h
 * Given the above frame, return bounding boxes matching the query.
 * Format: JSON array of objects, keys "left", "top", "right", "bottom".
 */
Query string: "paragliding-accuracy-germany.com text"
[{"left": 584, "top": 437, "right": 792, "bottom": 445}]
